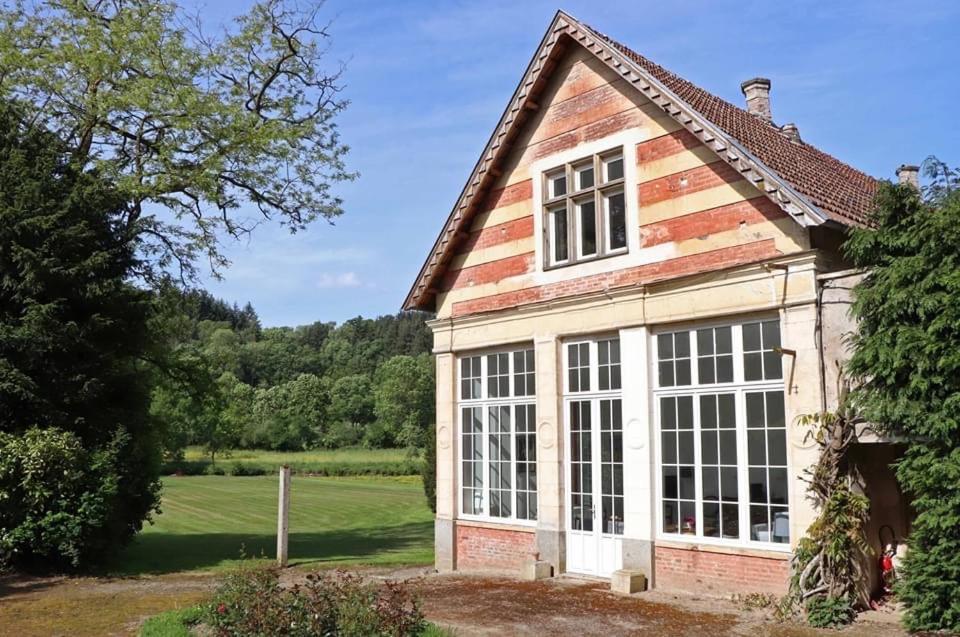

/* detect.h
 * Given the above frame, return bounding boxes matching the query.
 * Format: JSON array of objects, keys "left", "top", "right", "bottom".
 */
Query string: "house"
[{"left": 404, "top": 11, "right": 909, "bottom": 595}]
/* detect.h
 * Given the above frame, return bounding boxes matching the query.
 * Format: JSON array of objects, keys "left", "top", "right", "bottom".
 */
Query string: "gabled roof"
[{"left": 404, "top": 11, "right": 878, "bottom": 311}]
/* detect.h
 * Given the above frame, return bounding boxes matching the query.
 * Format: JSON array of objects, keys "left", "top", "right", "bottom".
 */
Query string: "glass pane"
[
  {"left": 580, "top": 200, "right": 597, "bottom": 256},
  {"left": 703, "top": 502, "right": 720, "bottom": 538},
  {"left": 661, "top": 432, "right": 677, "bottom": 463},
  {"left": 717, "top": 355, "right": 734, "bottom": 383},
  {"left": 658, "top": 333, "right": 673, "bottom": 359},
  {"left": 762, "top": 320, "right": 781, "bottom": 349},
  {"left": 750, "top": 505, "right": 770, "bottom": 541},
  {"left": 662, "top": 501, "right": 678, "bottom": 533},
  {"left": 716, "top": 327, "right": 732, "bottom": 353},
  {"left": 662, "top": 466, "right": 678, "bottom": 498},
  {"left": 720, "top": 430, "right": 737, "bottom": 465},
  {"left": 697, "top": 329, "right": 714, "bottom": 355},
  {"left": 680, "top": 501, "right": 696, "bottom": 535},
  {"left": 659, "top": 361, "right": 674, "bottom": 387},
  {"left": 550, "top": 173, "right": 567, "bottom": 198},
  {"left": 771, "top": 507, "right": 790, "bottom": 543},
  {"left": 748, "top": 430, "right": 766, "bottom": 465},
  {"left": 746, "top": 393, "right": 765, "bottom": 427},
  {"left": 700, "top": 395, "right": 717, "bottom": 429},
  {"left": 678, "top": 432, "right": 694, "bottom": 464},
  {"left": 577, "top": 165, "right": 594, "bottom": 190},
  {"left": 718, "top": 394, "right": 736, "bottom": 427},
  {"left": 767, "top": 430, "right": 787, "bottom": 466},
  {"left": 766, "top": 392, "right": 785, "bottom": 428},
  {"left": 720, "top": 467, "right": 739, "bottom": 501},
  {"left": 678, "top": 397, "right": 694, "bottom": 429},
  {"left": 764, "top": 351, "right": 783, "bottom": 379},
  {"left": 660, "top": 397, "right": 676, "bottom": 429},
  {"left": 679, "top": 466, "right": 695, "bottom": 499},
  {"left": 722, "top": 504, "right": 740, "bottom": 539},
  {"left": 702, "top": 466, "right": 719, "bottom": 500},
  {"left": 749, "top": 467, "right": 768, "bottom": 503},
  {"left": 607, "top": 192, "right": 626, "bottom": 250},
  {"left": 605, "top": 156, "right": 624, "bottom": 181},
  {"left": 676, "top": 359, "right": 691, "bottom": 385},
  {"left": 744, "top": 352, "right": 763, "bottom": 381},
  {"left": 675, "top": 332, "right": 690, "bottom": 357},
  {"left": 701, "top": 431, "right": 718, "bottom": 465},
  {"left": 743, "top": 323, "right": 761, "bottom": 351},
  {"left": 769, "top": 468, "right": 789, "bottom": 505},
  {"left": 698, "top": 357, "right": 715, "bottom": 384},
  {"left": 552, "top": 208, "right": 568, "bottom": 263}
]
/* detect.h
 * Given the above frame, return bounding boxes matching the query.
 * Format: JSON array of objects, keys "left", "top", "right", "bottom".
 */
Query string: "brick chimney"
[
  {"left": 896, "top": 164, "right": 920, "bottom": 190},
  {"left": 740, "top": 77, "right": 772, "bottom": 121},
  {"left": 781, "top": 123, "right": 801, "bottom": 143}
]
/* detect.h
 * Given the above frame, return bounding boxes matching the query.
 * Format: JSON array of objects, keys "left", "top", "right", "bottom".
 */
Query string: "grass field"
[{"left": 110, "top": 474, "right": 434, "bottom": 576}]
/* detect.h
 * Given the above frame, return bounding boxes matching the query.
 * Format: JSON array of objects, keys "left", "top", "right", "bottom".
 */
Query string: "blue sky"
[{"left": 194, "top": 0, "right": 960, "bottom": 326}]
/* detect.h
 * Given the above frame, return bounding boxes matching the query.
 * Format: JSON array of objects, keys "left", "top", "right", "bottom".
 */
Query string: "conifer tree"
[{"left": 844, "top": 160, "right": 960, "bottom": 632}]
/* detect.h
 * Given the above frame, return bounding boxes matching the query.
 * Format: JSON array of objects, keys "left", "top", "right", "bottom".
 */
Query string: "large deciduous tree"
[
  {"left": 0, "top": 0, "right": 355, "bottom": 282},
  {"left": 844, "top": 159, "right": 960, "bottom": 632}
]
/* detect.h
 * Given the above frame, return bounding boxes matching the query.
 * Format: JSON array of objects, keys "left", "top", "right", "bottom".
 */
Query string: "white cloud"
[{"left": 316, "top": 272, "right": 362, "bottom": 288}]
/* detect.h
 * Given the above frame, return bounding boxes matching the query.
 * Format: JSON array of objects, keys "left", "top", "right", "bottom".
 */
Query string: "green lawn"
[{"left": 111, "top": 475, "right": 434, "bottom": 576}]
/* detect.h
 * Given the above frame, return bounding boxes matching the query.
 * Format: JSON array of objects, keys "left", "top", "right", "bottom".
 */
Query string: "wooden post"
[{"left": 277, "top": 465, "right": 290, "bottom": 567}]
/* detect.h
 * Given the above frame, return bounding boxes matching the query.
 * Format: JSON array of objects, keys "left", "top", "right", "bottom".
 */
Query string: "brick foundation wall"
[
  {"left": 654, "top": 545, "right": 790, "bottom": 595},
  {"left": 455, "top": 524, "right": 536, "bottom": 571}
]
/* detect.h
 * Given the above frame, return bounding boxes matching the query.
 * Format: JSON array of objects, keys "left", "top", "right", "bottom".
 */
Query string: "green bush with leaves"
[
  {"left": 844, "top": 159, "right": 960, "bottom": 631},
  {"left": 208, "top": 564, "right": 428, "bottom": 636},
  {"left": 805, "top": 595, "right": 856, "bottom": 629},
  {"left": 0, "top": 427, "right": 134, "bottom": 569}
]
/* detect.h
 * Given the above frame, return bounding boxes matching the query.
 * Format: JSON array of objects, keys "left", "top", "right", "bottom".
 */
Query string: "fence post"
[{"left": 277, "top": 465, "right": 291, "bottom": 567}]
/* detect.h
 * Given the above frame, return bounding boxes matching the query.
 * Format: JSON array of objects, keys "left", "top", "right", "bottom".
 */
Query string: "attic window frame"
[{"left": 542, "top": 147, "right": 627, "bottom": 269}]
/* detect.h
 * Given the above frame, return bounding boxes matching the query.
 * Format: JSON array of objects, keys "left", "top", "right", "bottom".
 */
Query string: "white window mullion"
[
  {"left": 692, "top": 390, "right": 703, "bottom": 538},
  {"left": 736, "top": 388, "right": 750, "bottom": 543}
]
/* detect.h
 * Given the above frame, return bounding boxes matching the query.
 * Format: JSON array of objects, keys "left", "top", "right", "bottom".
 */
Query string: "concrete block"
[
  {"left": 435, "top": 518, "right": 456, "bottom": 572},
  {"left": 610, "top": 569, "right": 648, "bottom": 594},
  {"left": 521, "top": 559, "right": 553, "bottom": 581}
]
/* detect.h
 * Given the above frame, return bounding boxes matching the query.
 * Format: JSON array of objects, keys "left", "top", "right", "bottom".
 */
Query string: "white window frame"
[
  {"left": 457, "top": 346, "right": 538, "bottom": 526},
  {"left": 650, "top": 316, "right": 792, "bottom": 552},
  {"left": 530, "top": 130, "right": 646, "bottom": 286},
  {"left": 563, "top": 335, "right": 625, "bottom": 536}
]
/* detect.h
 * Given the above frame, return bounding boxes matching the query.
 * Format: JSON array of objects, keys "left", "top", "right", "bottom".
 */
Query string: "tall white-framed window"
[
  {"left": 458, "top": 347, "right": 537, "bottom": 523},
  {"left": 653, "top": 318, "right": 790, "bottom": 549},
  {"left": 564, "top": 336, "right": 624, "bottom": 536},
  {"left": 542, "top": 147, "right": 626, "bottom": 268}
]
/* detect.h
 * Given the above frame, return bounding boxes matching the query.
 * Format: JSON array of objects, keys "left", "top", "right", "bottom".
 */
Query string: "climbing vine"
[{"left": 788, "top": 381, "right": 871, "bottom": 626}]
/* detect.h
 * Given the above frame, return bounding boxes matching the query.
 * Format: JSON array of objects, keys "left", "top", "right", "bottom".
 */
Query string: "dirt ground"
[
  {"left": 0, "top": 567, "right": 907, "bottom": 637},
  {"left": 0, "top": 572, "right": 215, "bottom": 637},
  {"left": 405, "top": 573, "right": 907, "bottom": 637}
]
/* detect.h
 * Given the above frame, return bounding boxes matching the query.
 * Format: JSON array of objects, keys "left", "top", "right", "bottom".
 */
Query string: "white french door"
[{"left": 564, "top": 338, "right": 624, "bottom": 577}]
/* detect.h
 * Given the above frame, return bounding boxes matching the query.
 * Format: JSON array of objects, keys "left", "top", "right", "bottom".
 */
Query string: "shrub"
[
  {"left": 204, "top": 463, "right": 226, "bottom": 476},
  {"left": 805, "top": 595, "right": 855, "bottom": 628},
  {"left": 0, "top": 427, "right": 135, "bottom": 570},
  {"left": 228, "top": 463, "right": 267, "bottom": 477},
  {"left": 422, "top": 427, "right": 436, "bottom": 513},
  {"left": 208, "top": 564, "right": 427, "bottom": 636}
]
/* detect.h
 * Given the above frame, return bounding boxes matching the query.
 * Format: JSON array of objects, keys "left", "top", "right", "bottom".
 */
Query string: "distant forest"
[{"left": 152, "top": 289, "right": 435, "bottom": 461}]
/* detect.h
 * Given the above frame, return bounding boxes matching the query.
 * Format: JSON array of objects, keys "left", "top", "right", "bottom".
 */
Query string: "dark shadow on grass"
[{"left": 105, "top": 521, "right": 434, "bottom": 576}]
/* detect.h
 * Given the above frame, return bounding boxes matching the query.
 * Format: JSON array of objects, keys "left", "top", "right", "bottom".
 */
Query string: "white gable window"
[
  {"left": 458, "top": 347, "right": 537, "bottom": 523},
  {"left": 542, "top": 147, "right": 626, "bottom": 268},
  {"left": 653, "top": 318, "right": 790, "bottom": 549}
]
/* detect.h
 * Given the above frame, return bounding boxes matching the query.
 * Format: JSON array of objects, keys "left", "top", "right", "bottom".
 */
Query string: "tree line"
[{"left": 151, "top": 291, "right": 435, "bottom": 463}]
